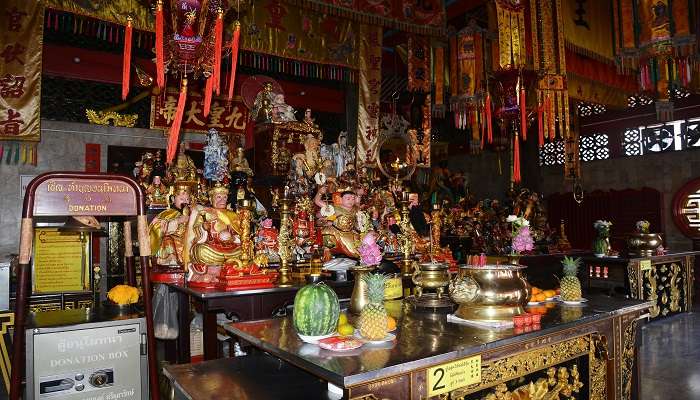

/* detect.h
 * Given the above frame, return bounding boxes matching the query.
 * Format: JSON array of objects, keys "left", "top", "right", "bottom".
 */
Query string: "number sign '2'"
[{"left": 426, "top": 355, "right": 481, "bottom": 397}]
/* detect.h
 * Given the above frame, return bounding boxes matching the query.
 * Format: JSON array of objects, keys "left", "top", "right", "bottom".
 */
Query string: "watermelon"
[{"left": 293, "top": 282, "right": 340, "bottom": 336}]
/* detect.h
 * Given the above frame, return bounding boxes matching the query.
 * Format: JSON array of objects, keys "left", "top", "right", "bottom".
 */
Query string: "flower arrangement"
[
  {"left": 635, "top": 220, "right": 650, "bottom": 234},
  {"left": 507, "top": 215, "right": 533, "bottom": 254},
  {"left": 358, "top": 232, "right": 382, "bottom": 266},
  {"left": 593, "top": 220, "right": 612, "bottom": 236},
  {"left": 107, "top": 284, "right": 140, "bottom": 305}
]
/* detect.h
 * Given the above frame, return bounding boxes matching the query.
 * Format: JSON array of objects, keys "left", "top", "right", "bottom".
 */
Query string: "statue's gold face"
[
  {"left": 174, "top": 192, "right": 190, "bottom": 208},
  {"left": 211, "top": 192, "right": 228, "bottom": 209}
]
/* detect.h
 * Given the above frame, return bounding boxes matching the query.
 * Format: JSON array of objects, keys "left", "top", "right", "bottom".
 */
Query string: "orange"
[
  {"left": 543, "top": 290, "right": 556, "bottom": 298},
  {"left": 531, "top": 287, "right": 541, "bottom": 295},
  {"left": 387, "top": 316, "right": 397, "bottom": 331}
]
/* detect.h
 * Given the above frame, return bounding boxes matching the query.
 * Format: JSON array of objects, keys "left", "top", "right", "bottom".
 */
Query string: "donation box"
[{"left": 25, "top": 308, "right": 148, "bottom": 399}]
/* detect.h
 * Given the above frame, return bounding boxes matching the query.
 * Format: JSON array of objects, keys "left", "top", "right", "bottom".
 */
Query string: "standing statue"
[
  {"left": 203, "top": 129, "right": 229, "bottom": 182},
  {"left": 150, "top": 183, "right": 192, "bottom": 266},
  {"left": 252, "top": 82, "right": 275, "bottom": 122},
  {"left": 146, "top": 175, "right": 169, "bottom": 209},
  {"left": 331, "top": 131, "right": 355, "bottom": 178}
]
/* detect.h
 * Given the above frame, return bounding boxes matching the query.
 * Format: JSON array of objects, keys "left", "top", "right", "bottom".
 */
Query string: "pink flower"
[
  {"left": 358, "top": 233, "right": 382, "bottom": 266},
  {"left": 512, "top": 226, "right": 534, "bottom": 253}
]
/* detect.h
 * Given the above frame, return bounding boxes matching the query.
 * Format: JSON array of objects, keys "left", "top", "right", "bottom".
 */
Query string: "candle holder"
[{"left": 277, "top": 197, "right": 294, "bottom": 287}]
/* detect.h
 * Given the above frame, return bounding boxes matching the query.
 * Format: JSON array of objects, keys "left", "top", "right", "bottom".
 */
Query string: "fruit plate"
[
  {"left": 561, "top": 298, "right": 588, "bottom": 305},
  {"left": 354, "top": 331, "right": 396, "bottom": 344},
  {"left": 527, "top": 301, "right": 543, "bottom": 305},
  {"left": 318, "top": 336, "right": 364, "bottom": 351},
  {"left": 546, "top": 295, "right": 560, "bottom": 301},
  {"left": 297, "top": 332, "right": 336, "bottom": 344}
]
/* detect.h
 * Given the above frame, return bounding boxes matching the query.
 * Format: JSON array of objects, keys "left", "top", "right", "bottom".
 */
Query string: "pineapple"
[
  {"left": 358, "top": 273, "right": 388, "bottom": 340},
  {"left": 560, "top": 256, "right": 583, "bottom": 301}
]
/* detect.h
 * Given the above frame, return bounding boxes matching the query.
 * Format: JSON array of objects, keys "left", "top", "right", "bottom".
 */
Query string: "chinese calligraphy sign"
[
  {"left": 0, "top": 0, "right": 43, "bottom": 141},
  {"left": 151, "top": 90, "right": 249, "bottom": 138},
  {"left": 356, "top": 24, "right": 382, "bottom": 165}
]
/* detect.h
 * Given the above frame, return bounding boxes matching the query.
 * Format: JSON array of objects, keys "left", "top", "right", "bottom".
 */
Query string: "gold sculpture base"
[
  {"left": 400, "top": 259, "right": 414, "bottom": 277},
  {"left": 455, "top": 304, "right": 525, "bottom": 322}
]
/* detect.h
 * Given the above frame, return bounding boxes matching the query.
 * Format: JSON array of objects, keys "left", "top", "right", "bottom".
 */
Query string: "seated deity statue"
[
  {"left": 146, "top": 175, "right": 169, "bottom": 208},
  {"left": 271, "top": 93, "right": 297, "bottom": 122},
  {"left": 149, "top": 183, "right": 192, "bottom": 266},
  {"left": 317, "top": 186, "right": 362, "bottom": 258},
  {"left": 184, "top": 183, "right": 244, "bottom": 286},
  {"left": 230, "top": 147, "right": 253, "bottom": 175},
  {"left": 167, "top": 146, "right": 198, "bottom": 184}
]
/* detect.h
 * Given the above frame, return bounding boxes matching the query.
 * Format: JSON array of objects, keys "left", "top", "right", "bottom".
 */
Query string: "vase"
[
  {"left": 349, "top": 265, "right": 376, "bottom": 315},
  {"left": 508, "top": 254, "right": 521, "bottom": 265},
  {"left": 593, "top": 236, "right": 610, "bottom": 256}
]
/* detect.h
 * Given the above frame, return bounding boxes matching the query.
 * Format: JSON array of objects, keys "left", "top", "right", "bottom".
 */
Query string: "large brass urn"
[{"left": 449, "top": 265, "right": 531, "bottom": 321}]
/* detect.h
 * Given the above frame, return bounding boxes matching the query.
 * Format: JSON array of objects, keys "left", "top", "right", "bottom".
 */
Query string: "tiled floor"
[{"left": 639, "top": 312, "right": 700, "bottom": 400}]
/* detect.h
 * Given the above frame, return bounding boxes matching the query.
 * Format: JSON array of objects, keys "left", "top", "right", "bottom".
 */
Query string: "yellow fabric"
[
  {"left": 45, "top": 0, "right": 152, "bottom": 31},
  {"left": 562, "top": 0, "right": 614, "bottom": 61},
  {"left": 0, "top": 0, "right": 43, "bottom": 142},
  {"left": 356, "top": 24, "right": 382, "bottom": 165},
  {"left": 240, "top": 2, "right": 358, "bottom": 68},
  {"left": 567, "top": 73, "right": 630, "bottom": 109}
]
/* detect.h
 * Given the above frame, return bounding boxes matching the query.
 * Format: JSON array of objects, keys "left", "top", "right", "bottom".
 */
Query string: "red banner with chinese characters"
[
  {"left": 408, "top": 35, "right": 431, "bottom": 93},
  {"left": 356, "top": 24, "right": 382, "bottom": 165},
  {"left": 0, "top": 0, "right": 43, "bottom": 142},
  {"left": 150, "top": 90, "right": 249, "bottom": 138}
]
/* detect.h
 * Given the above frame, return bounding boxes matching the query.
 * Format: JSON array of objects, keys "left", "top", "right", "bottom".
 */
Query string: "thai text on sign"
[
  {"left": 34, "top": 178, "right": 138, "bottom": 216},
  {"left": 426, "top": 355, "right": 481, "bottom": 397},
  {"left": 150, "top": 89, "right": 249, "bottom": 135}
]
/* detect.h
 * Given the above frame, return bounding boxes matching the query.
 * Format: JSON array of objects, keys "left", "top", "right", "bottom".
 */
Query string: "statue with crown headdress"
[
  {"left": 148, "top": 180, "right": 195, "bottom": 283},
  {"left": 183, "top": 183, "right": 244, "bottom": 287},
  {"left": 315, "top": 184, "right": 363, "bottom": 258}
]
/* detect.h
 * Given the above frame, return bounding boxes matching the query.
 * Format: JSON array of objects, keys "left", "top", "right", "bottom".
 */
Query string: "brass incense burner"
[
  {"left": 412, "top": 262, "right": 451, "bottom": 298},
  {"left": 627, "top": 233, "right": 663, "bottom": 257},
  {"left": 450, "top": 265, "right": 531, "bottom": 321}
]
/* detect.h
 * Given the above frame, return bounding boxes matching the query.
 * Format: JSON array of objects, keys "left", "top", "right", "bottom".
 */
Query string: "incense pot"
[
  {"left": 449, "top": 264, "right": 531, "bottom": 321},
  {"left": 411, "top": 262, "right": 451, "bottom": 299}
]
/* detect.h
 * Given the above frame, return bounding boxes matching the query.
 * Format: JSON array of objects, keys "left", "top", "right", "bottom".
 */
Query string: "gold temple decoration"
[
  {"left": 86, "top": 110, "right": 138, "bottom": 128},
  {"left": 448, "top": 334, "right": 607, "bottom": 399},
  {"left": 631, "top": 259, "right": 692, "bottom": 319},
  {"left": 480, "top": 365, "right": 583, "bottom": 400},
  {"left": 621, "top": 319, "right": 639, "bottom": 400},
  {"left": 493, "top": 0, "right": 527, "bottom": 70}
]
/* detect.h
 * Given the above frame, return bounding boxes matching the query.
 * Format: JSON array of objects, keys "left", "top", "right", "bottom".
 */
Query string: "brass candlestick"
[
  {"left": 237, "top": 198, "right": 254, "bottom": 265},
  {"left": 277, "top": 196, "right": 294, "bottom": 286},
  {"left": 399, "top": 197, "right": 413, "bottom": 277}
]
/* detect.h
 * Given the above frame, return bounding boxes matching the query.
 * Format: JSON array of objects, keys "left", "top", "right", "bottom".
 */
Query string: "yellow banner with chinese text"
[
  {"left": 240, "top": 0, "right": 358, "bottom": 68},
  {"left": 356, "top": 24, "right": 382, "bottom": 165},
  {"left": 0, "top": 0, "right": 43, "bottom": 142}
]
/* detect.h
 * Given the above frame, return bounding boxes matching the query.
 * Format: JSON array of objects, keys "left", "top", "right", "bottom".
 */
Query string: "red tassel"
[
  {"left": 486, "top": 94, "right": 493, "bottom": 144},
  {"left": 203, "top": 76, "right": 213, "bottom": 117},
  {"left": 228, "top": 21, "right": 241, "bottom": 100},
  {"left": 166, "top": 79, "right": 188, "bottom": 164},
  {"left": 213, "top": 8, "right": 223, "bottom": 95},
  {"left": 519, "top": 87, "right": 527, "bottom": 141},
  {"left": 122, "top": 17, "right": 133, "bottom": 100},
  {"left": 155, "top": 1, "right": 165, "bottom": 89},
  {"left": 513, "top": 134, "right": 521, "bottom": 184},
  {"left": 537, "top": 101, "right": 544, "bottom": 147}
]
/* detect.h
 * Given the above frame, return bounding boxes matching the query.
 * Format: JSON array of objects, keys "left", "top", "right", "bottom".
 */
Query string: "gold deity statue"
[
  {"left": 184, "top": 183, "right": 244, "bottom": 286},
  {"left": 168, "top": 145, "right": 198, "bottom": 184},
  {"left": 317, "top": 187, "right": 361, "bottom": 258},
  {"left": 149, "top": 183, "right": 193, "bottom": 266},
  {"left": 230, "top": 147, "right": 253, "bottom": 175}
]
